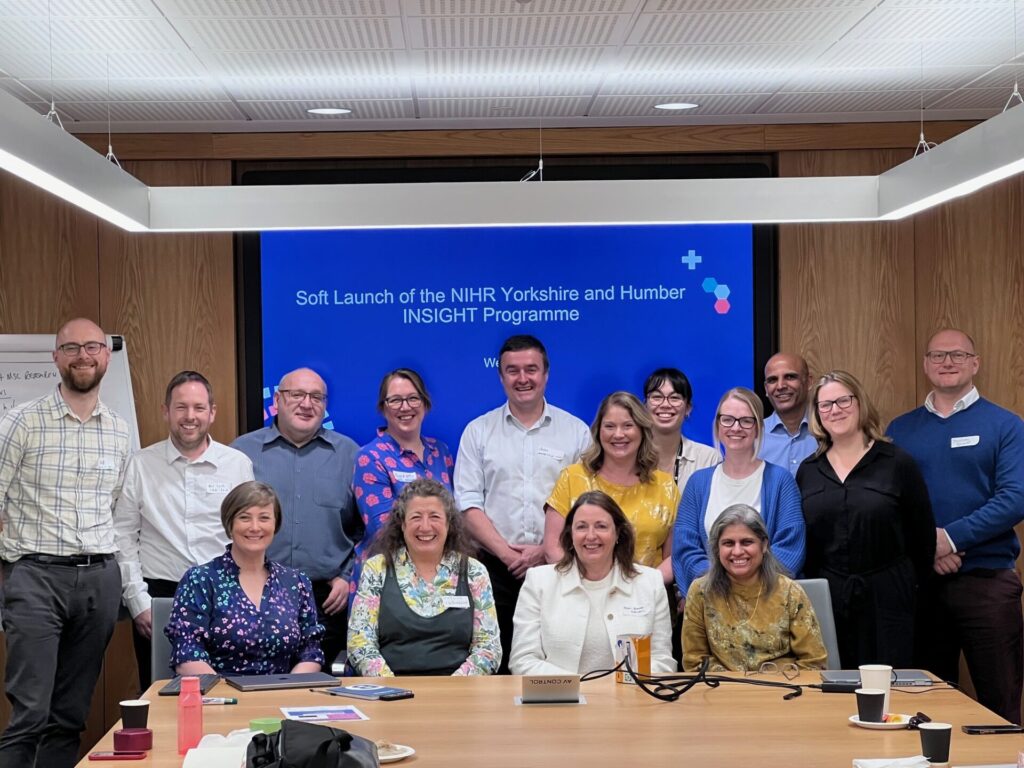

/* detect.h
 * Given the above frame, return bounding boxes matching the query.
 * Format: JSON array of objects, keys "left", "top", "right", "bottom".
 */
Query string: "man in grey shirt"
[
  {"left": 232, "top": 367, "right": 360, "bottom": 669},
  {"left": 455, "top": 335, "right": 590, "bottom": 673}
]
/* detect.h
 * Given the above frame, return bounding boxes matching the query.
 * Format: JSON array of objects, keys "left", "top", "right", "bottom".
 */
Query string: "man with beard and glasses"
[
  {"left": 113, "top": 371, "right": 254, "bottom": 690},
  {"left": 759, "top": 352, "right": 816, "bottom": 477},
  {"left": 0, "top": 318, "right": 132, "bottom": 768}
]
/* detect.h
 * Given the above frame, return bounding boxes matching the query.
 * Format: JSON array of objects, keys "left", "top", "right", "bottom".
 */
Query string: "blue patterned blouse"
[{"left": 165, "top": 546, "right": 325, "bottom": 675}]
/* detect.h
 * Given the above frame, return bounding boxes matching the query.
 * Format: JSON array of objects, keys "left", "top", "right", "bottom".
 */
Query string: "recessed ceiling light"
[
  {"left": 307, "top": 107, "right": 352, "bottom": 115},
  {"left": 655, "top": 102, "right": 699, "bottom": 111}
]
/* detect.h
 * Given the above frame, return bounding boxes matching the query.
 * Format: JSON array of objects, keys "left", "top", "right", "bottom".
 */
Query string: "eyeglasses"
[
  {"left": 744, "top": 661, "right": 800, "bottom": 680},
  {"left": 908, "top": 712, "right": 932, "bottom": 729},
  {"left": 717, "top": 414, "right": 757, "bottom": 429},
  {"left": 646, "top": 392, "right": 686, "bottom": 407},
  {"left": 384, "top": 395, "right": 423, "bottom": 410},
  {"left": 925, "top": 350, "right": 976, "bottom": 365},
  {"left": 278, "top": 389, "right": 327, "bottom": 405},
  {"left": 816, "top": 395, "right": 857, "bottom": 413},
  {"left": 57, "top": 341, "right": 106, "bottom": 356}
]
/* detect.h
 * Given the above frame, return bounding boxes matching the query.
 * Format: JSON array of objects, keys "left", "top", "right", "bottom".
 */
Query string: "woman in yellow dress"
[{"left": 542, "top": 391, "right": 680, "bottom": 584}]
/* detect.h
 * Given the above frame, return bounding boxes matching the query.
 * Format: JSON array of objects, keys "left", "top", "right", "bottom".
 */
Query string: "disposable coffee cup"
[
  {"left": 119, "top": 699, "right": 150, "bottom": 729},
  {"left": 854, "top": 688, "right": 886, "bottom": 723},
  {"left": 859, "top": 664, "right": 893, "bottom": 714},
  {"left": 919, "top": 722, "right": 952, "bottom": 764}
]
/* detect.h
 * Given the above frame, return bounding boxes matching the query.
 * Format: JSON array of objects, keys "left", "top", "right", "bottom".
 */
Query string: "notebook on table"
[
  {"left": 224, "top": 671, "right": 338, "bottom": 692},
  {"left": 819, "top": 669, "right": 934, "bottom": 687},
  {"left": 158, "top": 674, "right": 221, "bottom": 696}
]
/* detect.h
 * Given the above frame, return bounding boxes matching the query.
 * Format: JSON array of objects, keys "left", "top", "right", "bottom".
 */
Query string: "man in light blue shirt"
[{"left": 759, "top": 352, "right": 816, "bottom": 476}]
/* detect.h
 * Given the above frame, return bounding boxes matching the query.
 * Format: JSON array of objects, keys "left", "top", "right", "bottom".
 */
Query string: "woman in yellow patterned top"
[
  {"left": 682, "top": 504, "right": 827, "bottom": 672},
  {"left": 543, "top": 391, "right": 680, "bottom": 584}
]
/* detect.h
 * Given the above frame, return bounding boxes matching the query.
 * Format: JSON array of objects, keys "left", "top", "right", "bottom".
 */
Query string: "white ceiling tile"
[
  {"left": 199, "top": 50, "right": 399, "bottom": 77},
  {"left": 645, "top": 0, "right": 868, "bottom": 9},
  {"left": 17, "top": 77, "right": 230, "bottom": 101},
  {"left": 590, "top": 92, "right": 772, "bottom": 115},
  {"left": 623, "top": 42, "right": 818, "bottom": 70},
  {"left": 415, "top": 74, "right": 596, "bottom": 97},
  {"left": 57, "top": 99, "right": 247, "bottom": 122},
  {"left": 604, "top": 69, "right": 794, "bottom": 92},
  {"left": 0, "top": 50, "right": 207, "bottom": 79},
  {"left": 758, "top": 87, "right": 948, "bottom": 112},
  {"left": 419, "top": 96, "right": 588, "bottom": 117},
  {"left": 780, "top": 64, "right": 993, "bottom": 91},
  {"left": 238, "top": 99, "right": 414, "bottom": 120},
  {"left": 0, "top": 17, "right": 187, "bottom": 52},
  {"left": 223, "top": 76, "right": 411, "bottom": 100},
  {"left": 960, "top": 64, "right": 1024, "bottom": 88},
  {"left": 171, "top": 16, "right": 405, "bottom": 51},
  {"left": 843, "top": 5, "right": 1009, "bottom": 41},
  {"left": 814, "top": 36, "right": 1015, "bottom": 67},
  {"left": 158, "top": 0, "right": 399, "bottom": 16},
  {"left": 412, "top": 12, "right": 630, "bottom": 47},
  {"left": 629, "top": 9, "right": 857, "bottom": 45},
  {"left": 927, "top": 86, "right": 1014, "bottom": 109},
  {"left": 0, "top": 0, "right": 158, "bottom": 16},
  {"left": 421, "top": 46, "right": 608, "bottom": 74},
  {"left": 408, "top": 0, "right": 638, "bottom": 15}
]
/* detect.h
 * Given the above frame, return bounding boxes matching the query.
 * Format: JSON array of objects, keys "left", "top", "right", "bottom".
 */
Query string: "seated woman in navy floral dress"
[{"left": 165, "top": 481, "right": 325, "bottom": 675}]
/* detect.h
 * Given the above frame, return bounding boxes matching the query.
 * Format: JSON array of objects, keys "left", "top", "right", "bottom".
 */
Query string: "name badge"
[
  {"left": 951, "top": 436, "right": 980, "bottom": 448},
  {"left": 206, "top": 482, "right": 230, "bottom": 493},
  {"left": 392, "top": 470, "right": 418, "bottom": 482},
  {"left": 622, "top": 605, "right": 650, "bottom": 617},
  {"left": 536, "top": 446, "right": 565, "bottom": 461},
  {"left": 442, "top": 595, "right": 470, "bottom": 609},
  {"left": 96, "top": 458, "right": 117, "bottom": 471}
]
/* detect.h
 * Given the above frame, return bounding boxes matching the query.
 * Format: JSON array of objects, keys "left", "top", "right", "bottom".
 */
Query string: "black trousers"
[
  {"left": 131, "top": 577, "right": 180, "bottom": 692},
  {"left": 915, "top": 568, "right": 1024, "bottom": 724},
  {"left": 312, "top": 579, "right": 347, "bottom": 671},
  {"left": 0, "top": 557, "right": 121, "bottom": 768},
  {"left": 476, "top": 549, "right": 522, "bottom": 675}
]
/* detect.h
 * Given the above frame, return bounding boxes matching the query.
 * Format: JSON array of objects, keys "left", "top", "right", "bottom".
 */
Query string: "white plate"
[
  {"left": 377, "top": 744, "right": 415, "bottom": 763},
  {"left": 849, "top": 714, "right": 912, "bottom": 730}
]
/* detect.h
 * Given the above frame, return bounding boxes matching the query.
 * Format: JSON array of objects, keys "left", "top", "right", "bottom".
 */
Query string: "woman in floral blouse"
[
  {"left": 348, "top": 478, "right": 501, "bottom": 676},
  {"left": 165, "top": 481, "right": 325, "bottom": 675}
]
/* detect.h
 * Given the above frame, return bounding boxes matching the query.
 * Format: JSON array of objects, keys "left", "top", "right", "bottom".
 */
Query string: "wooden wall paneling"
[
  {"left": 98, "top": 160, "right": 237, "bottom": 447},
  {"left": 0, "top": 171, "right": 101, "bottom": 332},
  {"left": 912, "top": 175, "right": 1024, "bottom": 413},
  {"left": 776, "top": 150, "right": 919, "bottom": 427}
]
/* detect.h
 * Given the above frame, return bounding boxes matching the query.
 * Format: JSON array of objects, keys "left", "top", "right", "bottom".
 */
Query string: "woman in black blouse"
[{"left": 796, "top": 370, "right": 935, "bottom": 669}]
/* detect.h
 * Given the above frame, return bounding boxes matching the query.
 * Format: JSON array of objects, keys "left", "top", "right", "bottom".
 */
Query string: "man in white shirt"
[
  {"left": 114, "top": 371, "right": 253, "bottom": 689},
  {"left": 455, "top": 335, "right": 590, "bottom": 672}
]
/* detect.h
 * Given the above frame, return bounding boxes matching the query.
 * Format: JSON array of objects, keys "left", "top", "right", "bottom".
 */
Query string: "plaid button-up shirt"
[{"left": 0, "top": 387, "right": 131, "bottom": 561}]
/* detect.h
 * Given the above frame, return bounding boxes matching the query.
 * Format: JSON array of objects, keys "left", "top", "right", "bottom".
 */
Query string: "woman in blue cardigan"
[{"left": 673, "top": 387, "right": 806, "bottom": 602}]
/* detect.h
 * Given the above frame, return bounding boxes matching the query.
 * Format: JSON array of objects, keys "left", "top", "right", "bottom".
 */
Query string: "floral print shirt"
[
  {"left": 347, "top": 548, "right": 501, "bottom": 677},
  {"left": 165, "top": 546, "right": 325, "bottom": 675},
  {"left": 350, "top": 431, "right": 454, "bottom": 594}
]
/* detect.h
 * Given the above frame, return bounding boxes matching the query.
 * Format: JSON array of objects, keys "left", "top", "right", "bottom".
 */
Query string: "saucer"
[
  {"left": 377, "top": 744, "right": 415, "bottom": 763},
  {"left": 849, "top": 713, "right": 911, "bottom": 730}
]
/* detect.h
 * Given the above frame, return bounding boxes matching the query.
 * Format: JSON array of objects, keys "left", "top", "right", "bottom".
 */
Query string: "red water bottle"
[{"left": 177, "top": 676, "right": 204, "bottom": 755}]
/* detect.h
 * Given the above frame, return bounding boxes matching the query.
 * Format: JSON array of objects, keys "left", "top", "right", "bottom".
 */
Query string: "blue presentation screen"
[{"left": 259, "top": 224, "right": 754, "bottom": 451}]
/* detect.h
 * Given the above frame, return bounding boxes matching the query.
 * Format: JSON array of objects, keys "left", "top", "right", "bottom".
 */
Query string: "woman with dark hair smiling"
[
  {"left": 511, "top": 491, "right": 675, "bottom": 675},
  {"left": 348, "top": 478, "right": 500, "bottom": 676},
  {"left": 351, "top": 368, "right": 454, "bottom": 601},
  {"left": 543, "top": 392, "right": 680, "bottom": 584},
  {"left": 165, "top": 481, "right": 325, "bottom": 676},
  {"left": 682, "top": 504, "right": 826, "bottom": 673},
  {"left": 643, "top": 367, "right": 720, "bottom": 492}
]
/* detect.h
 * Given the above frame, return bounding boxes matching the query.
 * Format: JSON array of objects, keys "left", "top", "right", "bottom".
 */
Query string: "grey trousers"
[{"left": 0, "top": 557, "right": 121, "bottom": 768}]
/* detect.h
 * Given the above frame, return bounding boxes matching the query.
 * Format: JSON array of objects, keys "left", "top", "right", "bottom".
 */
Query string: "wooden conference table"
[{"left": 81, "top": 674, "right": 1024, "bottom": 767}]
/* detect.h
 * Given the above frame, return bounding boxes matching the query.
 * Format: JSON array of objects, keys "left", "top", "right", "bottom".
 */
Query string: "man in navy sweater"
[{"left": 887, "top": 329, "right": 1024, "bottom": 724}]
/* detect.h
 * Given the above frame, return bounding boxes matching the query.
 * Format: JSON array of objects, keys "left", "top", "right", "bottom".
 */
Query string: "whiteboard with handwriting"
[{"left": 0, "top": 334, "right": 140, "bottom": 451}]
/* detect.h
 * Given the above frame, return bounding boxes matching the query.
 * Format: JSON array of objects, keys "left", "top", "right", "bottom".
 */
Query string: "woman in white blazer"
[{"left": 509, "top": 490, "right": 676, "bottom": 676}]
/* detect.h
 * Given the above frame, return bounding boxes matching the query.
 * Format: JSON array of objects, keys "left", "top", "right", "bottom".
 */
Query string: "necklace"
[{"left": 735, "top": 584, "right": 763, "bottom": 625}]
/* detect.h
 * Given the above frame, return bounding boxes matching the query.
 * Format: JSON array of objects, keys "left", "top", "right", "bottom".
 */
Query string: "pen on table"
[
  {"left": 202, "top": 697, "right": 238, "bottom": 705},
  {"left": 309, "top": 688, "right": 338, "bottom": 696}
]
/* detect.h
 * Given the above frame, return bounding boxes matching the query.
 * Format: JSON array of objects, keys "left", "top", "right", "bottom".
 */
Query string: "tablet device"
[
  {"left": 157, "top": 674, "right": 221, "bottom": 696},
  {"left": 819, "top": 669, "right": 933, "bottom": 687},
  {"left": 322, "top": 684, "right": 414, "bottom": 701},
  {"left": 224, "top": 672, "right": 338, "bottom": 692}
]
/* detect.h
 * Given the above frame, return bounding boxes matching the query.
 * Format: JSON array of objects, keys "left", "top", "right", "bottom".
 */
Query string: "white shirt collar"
[{"left": 924, "top": 386, "right": 979, "bottom": 418}]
